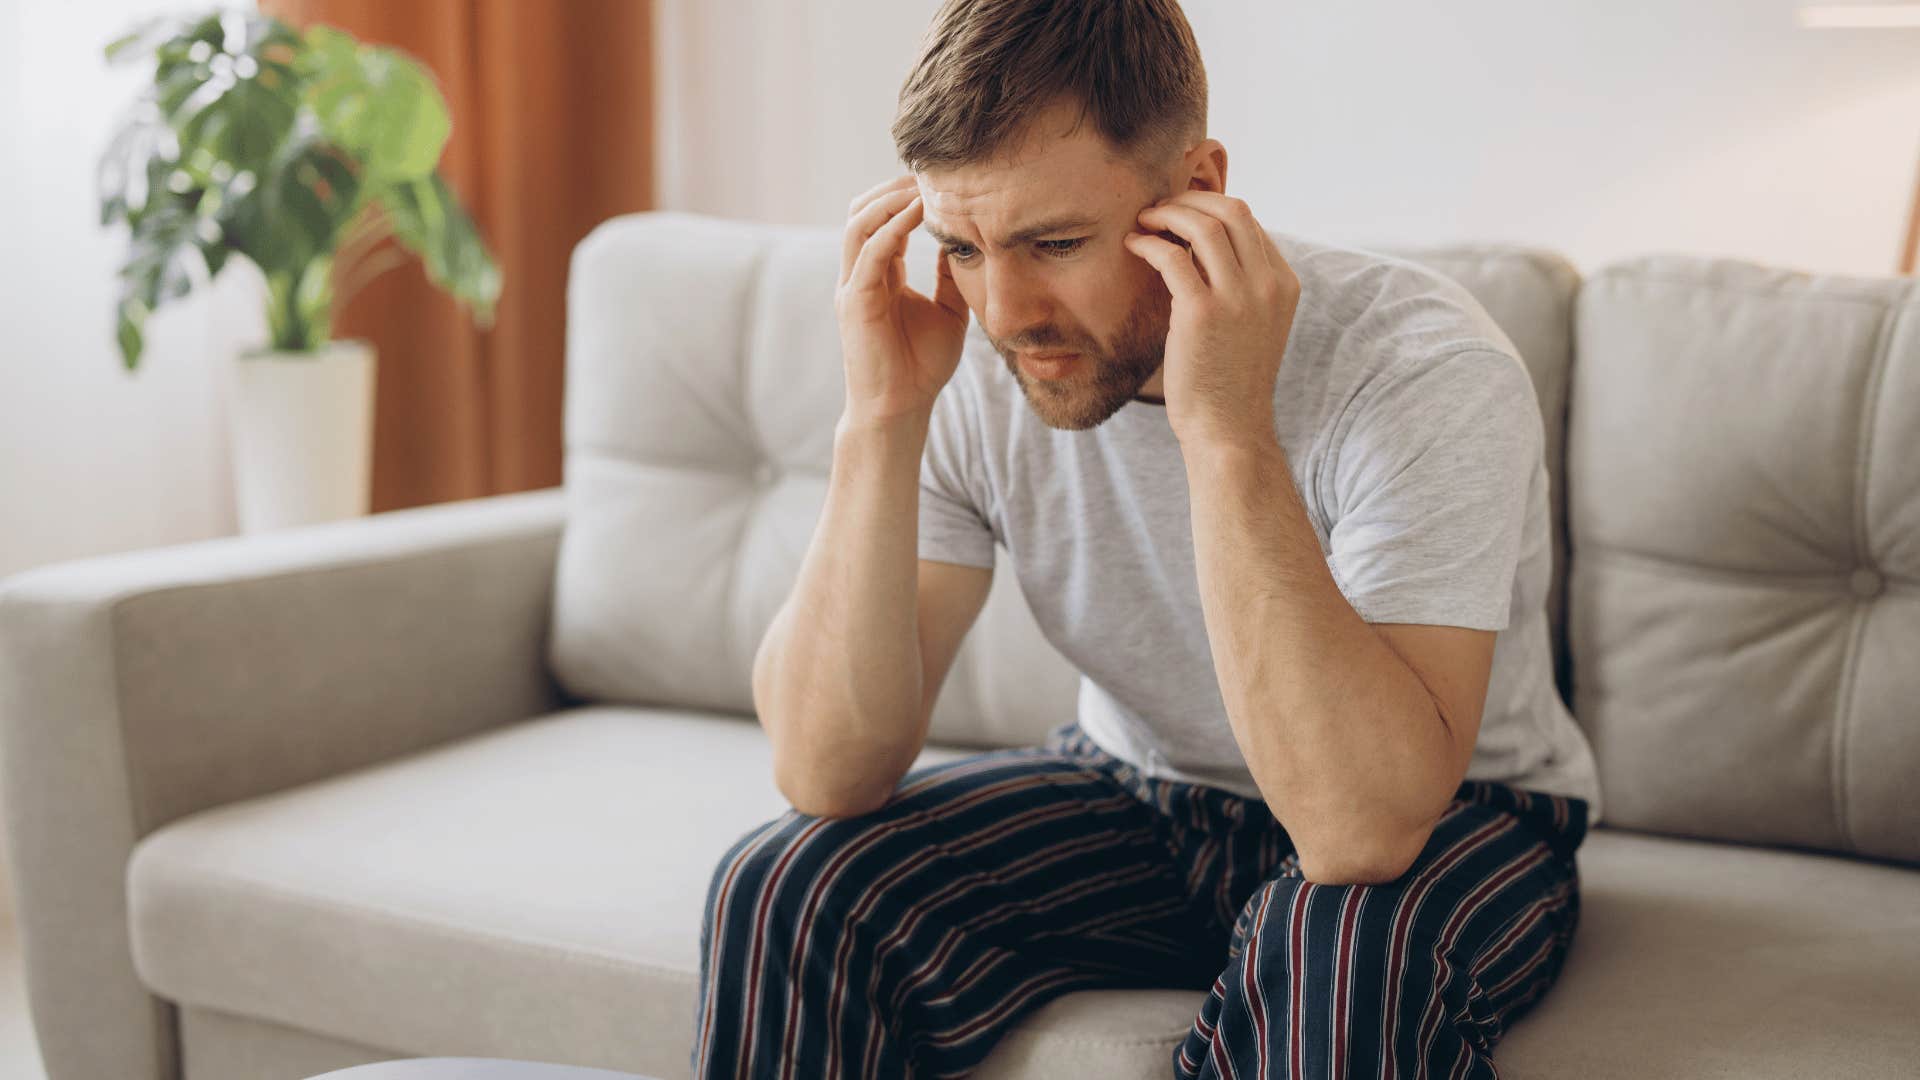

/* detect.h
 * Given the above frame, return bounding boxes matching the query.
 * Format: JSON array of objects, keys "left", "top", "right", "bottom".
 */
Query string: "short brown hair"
[{"left": 892, "top": 0, "right": 1207, "bottom": 175}]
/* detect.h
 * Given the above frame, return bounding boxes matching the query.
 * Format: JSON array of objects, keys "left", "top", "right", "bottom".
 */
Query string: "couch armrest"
[{"left": 0, "top": 486, "right": 567, "bottom": 1080}]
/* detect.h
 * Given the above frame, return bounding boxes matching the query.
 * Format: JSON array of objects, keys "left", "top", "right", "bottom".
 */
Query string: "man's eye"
[{"left": 942, "top": 238, "right": 1088, "bottom": 263}]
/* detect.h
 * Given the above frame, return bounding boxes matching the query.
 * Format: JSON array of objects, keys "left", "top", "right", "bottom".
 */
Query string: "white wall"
[
  {"left": 657, "top": 0, "right": 1920, "bottom": 277},
  {"left": 1, "top": 0, "right": 262, "bottom": 584}
]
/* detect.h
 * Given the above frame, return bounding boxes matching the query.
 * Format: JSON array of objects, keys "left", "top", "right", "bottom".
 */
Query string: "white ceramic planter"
[{"left": 229, "top": 338, "right": 377, "bottom": 533}]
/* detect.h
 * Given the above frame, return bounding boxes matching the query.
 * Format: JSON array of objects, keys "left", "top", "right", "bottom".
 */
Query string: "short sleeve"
[
  {"left": 1324, "top": 349, "right": 1539, "bottom": 631},
  {"left": 918, "top": 376, "right": 997, "bottom": 570}
]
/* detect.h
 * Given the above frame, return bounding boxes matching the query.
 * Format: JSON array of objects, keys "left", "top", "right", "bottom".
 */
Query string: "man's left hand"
[{"left": 1124, "top": 192, "right": 1301, "bottom": 449}]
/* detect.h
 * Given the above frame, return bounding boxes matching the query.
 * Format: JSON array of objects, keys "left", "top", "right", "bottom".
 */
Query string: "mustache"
[{"left": 997, "top": 329, "right": 1090, "bottom": 352}]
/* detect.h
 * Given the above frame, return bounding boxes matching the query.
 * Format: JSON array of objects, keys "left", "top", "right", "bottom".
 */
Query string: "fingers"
[
  {"left": 931, "top": 239, "right": 967, "bottom": 320},
  {"left": 1256, "top": 227, "right": 1297, "bottom": 295},
  {"left": 1135, "top": 201, "right": 1244, "bottom": 288},
  {"left": 1169, "top": 191, "right": 1273, "bottom": 271},
  {"left": 849, "top": 173, "right": 916, "bottom": 218},
  {"left": 846, "top": 194, "right": 924, "bottom": 294},
  {"left": 840, "top": 185, "right": 919, "bottom": 288},
  {"left": 1121, "top": 230, "right": 1206, "bottom": 300}
]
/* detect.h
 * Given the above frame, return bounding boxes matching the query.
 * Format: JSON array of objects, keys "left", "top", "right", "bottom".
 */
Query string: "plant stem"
[
  {"left": 264, "top": 271, "right": 309, "bottom": 352},
  {"left": 333, "top": 203, "right": 393, "bottom": 278},
  {"left": 264, "top": 273, "right": 290, "bottom": 349},
  {"left": 333, "top": 247, "right": 410, "bottom": 314}
]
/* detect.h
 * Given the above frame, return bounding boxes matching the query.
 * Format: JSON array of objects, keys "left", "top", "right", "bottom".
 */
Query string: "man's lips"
[{"left": 1019, "top": 351, "right": 1080, "bottom": 379}]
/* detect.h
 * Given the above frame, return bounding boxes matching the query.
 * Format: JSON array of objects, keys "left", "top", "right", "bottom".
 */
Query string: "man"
[{"left": 694, "top": 0, "right": 1602, "bottom": 1076}]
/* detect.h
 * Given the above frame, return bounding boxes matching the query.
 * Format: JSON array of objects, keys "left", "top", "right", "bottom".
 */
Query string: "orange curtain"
[{"left": 262, "top": 0, "right": 654, "bottom": 509}]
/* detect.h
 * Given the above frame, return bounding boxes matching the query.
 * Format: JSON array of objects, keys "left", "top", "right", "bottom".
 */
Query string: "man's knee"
[{"left": 702, "top": 804, "right": 919, "bottom": 939}]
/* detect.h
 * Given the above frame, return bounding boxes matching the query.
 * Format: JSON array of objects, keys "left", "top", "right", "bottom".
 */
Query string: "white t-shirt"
[{"left": 916, "top": 230, "right": 1604, "bottom": 823}]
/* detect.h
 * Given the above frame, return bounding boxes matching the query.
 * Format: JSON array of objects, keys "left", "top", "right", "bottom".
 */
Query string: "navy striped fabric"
[{"left": 694, "top": 720, "right": 1588, "bottom": 1079}]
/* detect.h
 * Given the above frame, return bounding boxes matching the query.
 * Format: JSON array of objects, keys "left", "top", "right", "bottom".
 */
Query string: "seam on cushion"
[
  {"left": 737, "top": 236, "right": 773, "bottom": 463},
  {"left": 1587, "top": 269, "right": 1920, "bottom": 312},
  {"left": 727, "top": 237, "right": 773, "bottom": 689},
  {"left": 1831, "top": 294, "right": 1902, "bottom": 852},
  {"left": 152, "top": 863, "right": 699, "bottom": 983},
  {"left": 1577, "top": 544, "right": 1905, "bottom": 589}
]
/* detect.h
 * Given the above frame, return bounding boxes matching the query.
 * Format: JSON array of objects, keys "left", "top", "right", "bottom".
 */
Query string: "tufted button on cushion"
[{"left": 1848, "top": 568, "right": 1883, "bottom": 599}]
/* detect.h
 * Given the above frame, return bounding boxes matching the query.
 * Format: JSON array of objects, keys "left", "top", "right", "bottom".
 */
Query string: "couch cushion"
[
  {"left": 550, "top": 213, "right": 1584, "bottom": 750},
  {"left": 126, "top": 707, "right": 1920, "bottom": 1079},
  {"left": 1568, "top": 256, "right": 1920, "bottom": 863}
]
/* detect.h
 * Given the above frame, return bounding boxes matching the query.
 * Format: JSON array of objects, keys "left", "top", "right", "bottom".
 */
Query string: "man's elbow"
[
  {"left": 785, "top": 788, "right": 893, "bottom": 820},
  {"left": 774, "top": 763, "right": 896, "bottom": 821},
  {"left": 1297, "top": 830, "right": 1424, "bottom": 886}
]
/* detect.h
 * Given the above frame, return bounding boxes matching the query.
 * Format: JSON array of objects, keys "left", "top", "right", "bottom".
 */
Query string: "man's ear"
[{"left": 1183, "top": 139, "right": 1229, "bottom": 194}]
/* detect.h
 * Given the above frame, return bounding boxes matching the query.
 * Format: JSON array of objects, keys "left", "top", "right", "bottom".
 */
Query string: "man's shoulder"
[
  {"left": 1279, "top": 231, "right": 1510, "bottom": 337},
  {"left": 1274, "top": 230, "right": 1524, "bottom": 398}
]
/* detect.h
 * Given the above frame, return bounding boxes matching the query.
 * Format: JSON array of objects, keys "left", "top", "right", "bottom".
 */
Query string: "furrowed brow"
[{"left": 924, "top": 214, "right": 1101, "bottom": 249}]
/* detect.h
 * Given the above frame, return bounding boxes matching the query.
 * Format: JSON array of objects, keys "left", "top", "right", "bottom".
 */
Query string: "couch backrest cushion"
[
  {"left": 1568, "top": 255, "right": 1919, "bottom": 864},
  {"left": 549, "top": 211, "right": 1581, "bottom": 754}
]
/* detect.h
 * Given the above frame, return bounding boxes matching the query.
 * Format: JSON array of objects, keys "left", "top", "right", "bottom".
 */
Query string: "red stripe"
[
  {"left": 1446, "top": 1028, "right": 1475, "bottom": 1080},
  {"left": 1188, "top": 831, "right": 1221, "bottom": 896},
  {"left": 1240, "top": 885, "right": 1276, "bottom": 1079},
  {"left": 867, "top": 822, "right": 1152, "bottom": 1060},
  {"left": 1330, "top": 883, "right": 1365, "bottom": 1080},
  {"left": 1287, "top": 884, "right": 1308, "bottom": 1079},
  {"left": 930, "top": 966, "right": 1085, "bottom": 1043},
  {"left": 862, "top": 799, "right": 1133, "bottom": 993},
  {"left": 921, "top": 947, "right": 1011, "bottom": 1009},
  {"left": 1469, "top": 905, "right": 1545, "bottom": 982},
  {"left": 856, "top": 860, "right": 1169, "bottom": 1077},
  {"left": 1411, "top": 846, "right": 1552, "bottom": 1080},
  {"left": 787, "top": 796, "right": 1106, "bottom": 1079},
  {"left": 739, "top": 813, "right": 841, "bottom": 1080},
  {"left": 693, "top": 816, "right": 786, "bottom": 1069},
  {"left": 1486, "top": 924, "right": 1562, "bottom": 1000},
  {"left": 815, "top": 769, "right": 1066, "bottom": 1077},
  {"left": 1213, "top": 1024, "right": 1238, "bottom": 1080},
  {"left": 1377, "top": 814, "right": 1514, "bottom": 1080},
  {"left": 887, "top": 855, "right": 1165, "bottom": 1006}
]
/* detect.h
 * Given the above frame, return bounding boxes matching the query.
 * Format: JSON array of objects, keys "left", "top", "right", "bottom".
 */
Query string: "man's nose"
[{"left": 979, "top": 258, "right": 1056, "bottom": 346}]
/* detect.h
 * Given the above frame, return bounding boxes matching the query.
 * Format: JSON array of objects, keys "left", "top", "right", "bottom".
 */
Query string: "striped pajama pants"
[{"left": 693, "top": 719, "right": 1589, "bottom": 1079}]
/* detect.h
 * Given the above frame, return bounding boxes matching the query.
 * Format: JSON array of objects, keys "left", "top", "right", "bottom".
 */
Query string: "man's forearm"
[
  {"left": 1180, "top": 432, "right": 1456, "bottom": 883},
  {"left": 754, "top": 411, "right": 932, "bottom": 817}
]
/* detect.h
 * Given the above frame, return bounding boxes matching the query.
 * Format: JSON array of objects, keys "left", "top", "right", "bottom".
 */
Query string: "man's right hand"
[{"left": 835, "top": 174, "right": 971, "bottom": 429}]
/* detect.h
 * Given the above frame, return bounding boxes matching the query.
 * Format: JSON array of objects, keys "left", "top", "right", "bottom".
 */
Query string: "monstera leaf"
[{"left": 99, "top": 8, "right": 500, "bottom": 369}]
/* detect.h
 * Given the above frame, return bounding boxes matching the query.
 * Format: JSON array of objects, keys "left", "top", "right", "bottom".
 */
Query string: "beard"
[{"left": 989, "top": 284, "right": 1172, "bottom": 431}]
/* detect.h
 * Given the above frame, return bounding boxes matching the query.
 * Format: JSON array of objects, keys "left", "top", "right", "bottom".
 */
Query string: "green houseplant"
[
  {"left": 99, "top": 9, "right": 502, "bottom": 532},
  {"left": 98, "top": 8, "right": 501, "bottom": 369}
]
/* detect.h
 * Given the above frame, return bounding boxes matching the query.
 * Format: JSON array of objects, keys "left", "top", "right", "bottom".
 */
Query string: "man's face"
[{"left": 916, "top": 103, "right": 1178, "bottom": 431}]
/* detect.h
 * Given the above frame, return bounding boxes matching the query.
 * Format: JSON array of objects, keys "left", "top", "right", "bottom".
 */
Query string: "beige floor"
[{"left": 2, "top": 904, "right": 50, "bottom": 1079}]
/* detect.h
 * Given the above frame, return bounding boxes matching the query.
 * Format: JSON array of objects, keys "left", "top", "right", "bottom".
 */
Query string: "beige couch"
[{"left": 3, "top": 211, "right": 1917, "bottom": 1080}]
